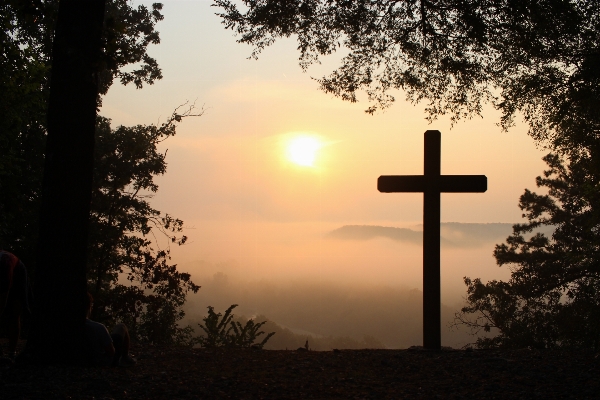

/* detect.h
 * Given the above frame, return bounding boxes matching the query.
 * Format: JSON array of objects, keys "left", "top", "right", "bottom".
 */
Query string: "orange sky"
[{"left": 101, "top": 1, "right": 547, "bottom": 306}]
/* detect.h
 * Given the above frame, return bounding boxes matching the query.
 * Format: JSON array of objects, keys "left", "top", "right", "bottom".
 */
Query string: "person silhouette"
[
  {"left": 0, "top": 250, "right": 32, "bottom": 360},
  {"left": 84, "top": 292, "right": 136, "bottom": 367}
]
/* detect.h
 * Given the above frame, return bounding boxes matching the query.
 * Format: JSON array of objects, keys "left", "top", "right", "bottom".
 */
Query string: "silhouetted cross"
[{"left": 378, "top": 130, "right": 487, "bottom": 350}]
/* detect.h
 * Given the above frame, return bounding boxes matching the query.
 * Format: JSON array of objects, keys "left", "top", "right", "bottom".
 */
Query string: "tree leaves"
[
  {"left": 454, "top": 153, "right": 600, "bottom": 349},
  {"left": 215, "top": 0, "right": 600, "bottom": 152},
  {"left": 88, "top": 106, "right": 203, "bottom": 346},
  {"left": 196, "top": 305, "right": 276, "bottom": 349},
  {"left": 0, "top": 0, "right": 166, "bottom": 265}
]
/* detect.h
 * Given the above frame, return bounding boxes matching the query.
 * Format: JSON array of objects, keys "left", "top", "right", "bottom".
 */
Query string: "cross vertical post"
[
  {"left": 377, "top": 130, "right": 487, "bottom": 349},
  {"left": 423, "top": 131, "right": 441, "bottom": 349}
]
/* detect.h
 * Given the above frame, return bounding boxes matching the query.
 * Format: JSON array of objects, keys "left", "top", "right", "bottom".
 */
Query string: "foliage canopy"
[
  {"left": 1, "top": 1, "right": 202, "bottom": 345},
  {"left": 0, "top": 0, "right": 164, "bottom": 263},
  {"left": 90, "top": 104, "right": 203, "bottom": 345},
  {"left": 215, "top": 0, "right": 600, "bottom": 152}
]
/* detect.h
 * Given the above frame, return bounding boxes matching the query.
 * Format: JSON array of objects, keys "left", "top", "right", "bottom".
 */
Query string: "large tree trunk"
[{"left": 23, "top": 0, "right": 106, "bottom": 364}]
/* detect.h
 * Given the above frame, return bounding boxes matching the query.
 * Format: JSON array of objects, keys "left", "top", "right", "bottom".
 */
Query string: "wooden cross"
[{"left": 377, "top": 130, "right": 487, "bottom": 349}]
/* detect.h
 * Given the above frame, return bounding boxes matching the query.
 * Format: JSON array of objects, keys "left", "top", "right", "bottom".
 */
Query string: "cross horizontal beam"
[
  {"left": 378, "top": 175, "right": 487, "bottom": 193},
  {"left": 377, "top": 130, "right": 487, "bottom": 350}
]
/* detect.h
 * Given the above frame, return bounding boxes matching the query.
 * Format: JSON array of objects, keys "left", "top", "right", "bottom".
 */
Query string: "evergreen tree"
[{"left": 454, "top": 152, "right": 600, "bottom": 349}]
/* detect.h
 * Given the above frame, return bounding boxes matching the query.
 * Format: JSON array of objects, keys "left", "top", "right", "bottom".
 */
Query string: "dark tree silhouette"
[
  {"left": 23, "top": 0, "right": 107, "bottom": 364},
  {"left": 454, "top": 152, "right": 600, "bottom": 349},
  {"left": 214, "top": 0, "right": 600, "bottom": 153},
  {"left": 2, "top": 1, "right": 202, "bottom": 360},
  {"left": 89, "top": 106, "right": 202, "bottom": 346},
  {"left": 0, "top": 0, "right": 164, "bottom": 266}
]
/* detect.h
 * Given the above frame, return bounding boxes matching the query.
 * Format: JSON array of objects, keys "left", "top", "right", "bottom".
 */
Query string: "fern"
[{"left": 196, "top": 305, "right": 275, "bottom": 349}]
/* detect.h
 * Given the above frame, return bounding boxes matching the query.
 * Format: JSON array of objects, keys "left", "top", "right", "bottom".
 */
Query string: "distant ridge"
[
  {"left": 326, "top": 223, "right": 518, "bottom": 247},
  {"left": 327, "top": 225, "right": 422, "bottom": 244}
]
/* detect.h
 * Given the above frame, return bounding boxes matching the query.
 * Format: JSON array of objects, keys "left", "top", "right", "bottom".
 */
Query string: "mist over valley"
[
  {"left": 182, "top": 271, "right": 475, "bottom": 349},
  {"left": 177, "top": 222, "right": 528, "bottom": 350},
  {"left": 327, "top": 222, "right": 518, "bottom": 248}
]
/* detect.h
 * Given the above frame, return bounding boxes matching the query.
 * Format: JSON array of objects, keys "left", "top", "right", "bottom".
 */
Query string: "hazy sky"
[{"left": 101, "top": 1, "right": 548, "bottom": 306}]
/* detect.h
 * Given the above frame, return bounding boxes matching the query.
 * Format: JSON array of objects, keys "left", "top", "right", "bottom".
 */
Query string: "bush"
[{"left": 196, "top": 305, "right": 275, "bottom": 349}]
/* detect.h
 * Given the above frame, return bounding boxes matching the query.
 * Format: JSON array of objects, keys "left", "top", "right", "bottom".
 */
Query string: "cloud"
[{"left": 327, "top": 223, "right": 521, "bottom": 248}]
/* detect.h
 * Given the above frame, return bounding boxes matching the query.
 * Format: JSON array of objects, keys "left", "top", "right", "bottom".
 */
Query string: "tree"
[
  {"left": 3, "top": 0, "right": 209, "bottom": 359},
  {"left": 0, "top": 0, "right": 164, "bottom": 269},
  {"left": 0, "top": 1, "right": 52, "bottom": 268},
  {"left": 26, "top": 0, "right": 107, "bottom": 365},
  {"left": 214, "top": 0, "right": 600, "bottom": 153},
  {"left": 454, "top": 152, "right": 600, "bottom": 349},
  {"left": 89, "top": 104, "right": 202, "bottom": 346},
  {"left": 0, "top": 0, "right": 167, "bottom": 363}
]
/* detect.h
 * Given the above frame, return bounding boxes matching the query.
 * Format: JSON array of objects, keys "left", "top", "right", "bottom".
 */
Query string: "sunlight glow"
[{"left": 286, "top": 136, "right": 321, "bottom": 167}]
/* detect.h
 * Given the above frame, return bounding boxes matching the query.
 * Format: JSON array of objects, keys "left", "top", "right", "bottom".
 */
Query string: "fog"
[
  {"left": 183, "top": 274, "right": 466, "bottom": 349},
  {"left": 327, "top": 222, "right": 516, "bottom": 248},
  {"left": 87, "top": 0, "right": 557, "bottom": 351},
  {"left": 176, "top": 223, "right": 536, "bottom": 349}
]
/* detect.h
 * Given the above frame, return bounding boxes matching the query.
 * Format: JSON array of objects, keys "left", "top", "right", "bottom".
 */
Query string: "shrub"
[{"left": 196, "top": 305, "right": 275, "bottom": 349}]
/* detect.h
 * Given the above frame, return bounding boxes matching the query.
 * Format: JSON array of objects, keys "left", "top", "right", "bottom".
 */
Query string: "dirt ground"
[{"left": 1, "top": 341, "right": 599, "bottom": 399}]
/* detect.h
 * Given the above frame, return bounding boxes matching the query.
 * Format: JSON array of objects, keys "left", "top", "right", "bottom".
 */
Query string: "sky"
[{"left": 100, "top": 1, "right": 549, "bottom": 344}]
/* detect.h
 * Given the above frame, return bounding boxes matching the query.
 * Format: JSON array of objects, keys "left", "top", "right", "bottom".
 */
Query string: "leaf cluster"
[
  {"left": 454, "top": 152, "right": 600, "bottom": 349},
  {"left": 4, "top": 0, "right": 164, "bottom": 92},
  {"left": 196, "top": 305, "right": 276, "bottom": 349},
  {"left": 88, "top": 104, "right": 204, "bottom": 345},
  {"left": 214, "top": 0, "right": 600, "bottom": 151},
  {"left": 0, "top": 0, "right": 165, "bottom": 266},
  {"left": 0, "top": 3, "right": 51, "bottom": 266},
  {"left": 0, "top": 0, "right": 201, "bottom": 346},
  {"left": 100, "top": 0, "right": 165, "bottom": 93}
]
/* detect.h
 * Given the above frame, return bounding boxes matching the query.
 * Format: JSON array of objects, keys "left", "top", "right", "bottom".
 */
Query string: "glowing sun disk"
[{"left": 287, "top": 136, "right": 321, "bottom": 167}]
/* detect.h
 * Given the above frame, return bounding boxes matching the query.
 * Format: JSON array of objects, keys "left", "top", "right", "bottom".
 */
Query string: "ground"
[{"left": 1, "top": 341, "right": 599, "bottom": 399}]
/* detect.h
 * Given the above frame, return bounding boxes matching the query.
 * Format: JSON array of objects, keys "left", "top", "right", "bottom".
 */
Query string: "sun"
[{"left": 286, "top": 136, "right": 321, "bottom": 167}]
